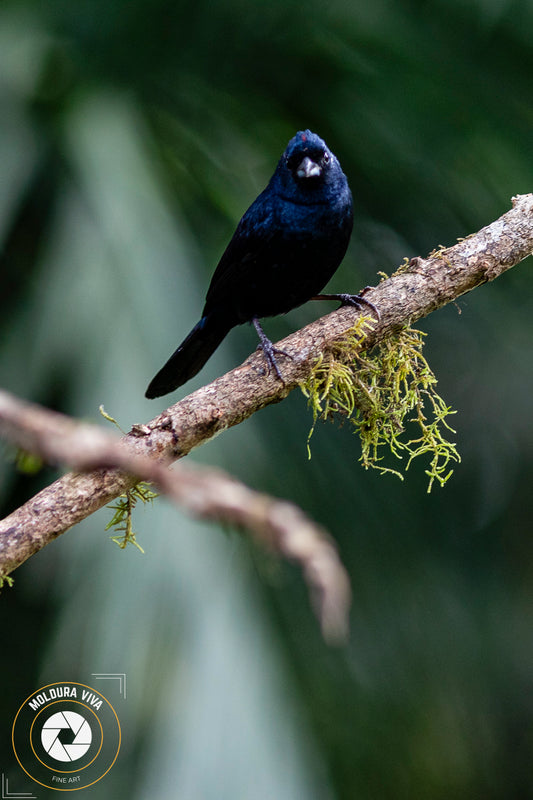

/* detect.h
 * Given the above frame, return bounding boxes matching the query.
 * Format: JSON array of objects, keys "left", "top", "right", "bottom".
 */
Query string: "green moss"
[
  {"left": 100, "top": 405, "right": 159, "bottom": 550},
  {"left": 15, "top": 450, "right": 44, "bottom": 475},
  {"left": 301, "top": 319, "right": 460, "bottom": 492},
  {"left": 105, "top": 481, "right": 158, "bottom": 552}
]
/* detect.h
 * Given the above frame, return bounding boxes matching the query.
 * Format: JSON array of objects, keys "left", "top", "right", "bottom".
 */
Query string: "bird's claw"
[
  {"left": 256, "top": 341, "right": 293, "bottom": 381},
  {"left": 337, "top": 292, "right": 380, "bottom": 321},
  {"left": 312, "top": 291, "right": 380, "bottom": 321},
  {"left": 252, "top": 316, "right": 293, "bottom": 382}
]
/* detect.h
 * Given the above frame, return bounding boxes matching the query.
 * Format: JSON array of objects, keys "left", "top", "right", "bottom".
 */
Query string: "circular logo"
[
  {"left": 12, "top": 682, "right": 121, "bottom": 791},
  {"left": 41, "top": 711, "right": 92, "bottom": 762}
]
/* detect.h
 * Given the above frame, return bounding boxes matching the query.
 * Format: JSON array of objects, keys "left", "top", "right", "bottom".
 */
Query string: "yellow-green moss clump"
[{"left": 301, "top": 317, "right": 460, "bottom": 492}]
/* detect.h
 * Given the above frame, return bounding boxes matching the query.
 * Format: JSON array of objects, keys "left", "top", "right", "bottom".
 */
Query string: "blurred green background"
[{"left": 1, "top": 0, "right": 533, "bottom": 797}]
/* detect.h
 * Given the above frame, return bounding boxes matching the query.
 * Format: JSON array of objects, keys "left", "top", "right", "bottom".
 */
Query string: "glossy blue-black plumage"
[{"left": 146, "top": 130, "right": 354, "bottom": 398}]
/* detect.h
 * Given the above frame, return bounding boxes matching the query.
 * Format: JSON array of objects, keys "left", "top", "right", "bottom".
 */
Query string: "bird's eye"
[
  {"left": 287, "top": 154, "right": 299, "bottom": 171},
  {"left": 323, "top": 151, "right": 330, "bottom": 163}
]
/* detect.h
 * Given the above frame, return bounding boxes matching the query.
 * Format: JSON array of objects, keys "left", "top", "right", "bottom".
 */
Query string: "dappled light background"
[{"left": 1, "top": 1, "right": 533, "bottom": 798}]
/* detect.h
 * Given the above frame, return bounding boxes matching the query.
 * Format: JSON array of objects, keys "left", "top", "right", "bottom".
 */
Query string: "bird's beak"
[{"left": 296, "top": 156, "right": 322, "bottom": 179}]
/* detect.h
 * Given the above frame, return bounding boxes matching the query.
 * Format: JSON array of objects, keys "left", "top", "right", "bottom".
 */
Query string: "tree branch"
[
  {"left": 1, "top": 193, "right": 532, "bottom": 596},
  {"left": 0, "top": 390, "right": 351, "bottom": 642}
]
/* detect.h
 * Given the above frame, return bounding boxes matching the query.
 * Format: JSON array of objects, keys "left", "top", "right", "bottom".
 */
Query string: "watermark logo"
[
  {"left": 12, "top": 682, "right": 120, "bottom": 791},
  {"left": 40, "top": 711, "right": 92, "bottom": 762}
]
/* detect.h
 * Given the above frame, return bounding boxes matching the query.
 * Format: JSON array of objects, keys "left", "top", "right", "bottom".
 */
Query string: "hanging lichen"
[{"left": 301, "top": 318, "right": 460, "bottom": 492}]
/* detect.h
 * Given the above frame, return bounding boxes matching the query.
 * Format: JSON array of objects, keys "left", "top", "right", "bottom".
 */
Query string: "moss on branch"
[{"left": 301, "top": 319, "right": 460, "bottom": 492}]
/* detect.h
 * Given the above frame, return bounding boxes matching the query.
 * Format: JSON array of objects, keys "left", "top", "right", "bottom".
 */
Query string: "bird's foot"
[
  {"left": 256, "top": 341, "right": 293, "bottom": 381},
  {"left": 313, "top": 291, "right": 380, "bottom": 321},
  {"left": 252, "top": 318, "right": 293, "bottom": 381}
]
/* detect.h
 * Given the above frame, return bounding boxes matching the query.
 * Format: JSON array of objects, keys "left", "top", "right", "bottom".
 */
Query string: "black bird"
[{"left": 146, "top": 129, "right": 376, "bottom": 399}]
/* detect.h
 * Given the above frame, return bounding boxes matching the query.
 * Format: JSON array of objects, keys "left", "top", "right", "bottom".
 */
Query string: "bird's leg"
[
  {"left": 252, "top": 317, "right": 293, "bottom": 381},
  {"left": 312, "top": 290, "right": 380, "bottom": 321}
]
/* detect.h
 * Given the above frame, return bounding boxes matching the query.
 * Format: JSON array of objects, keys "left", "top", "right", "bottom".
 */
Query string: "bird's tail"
[{"left": 145, "top": 314, "right": 232, "bottom": 398}]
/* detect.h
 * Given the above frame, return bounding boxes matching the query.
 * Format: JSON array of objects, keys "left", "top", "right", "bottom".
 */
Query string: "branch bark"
[{"left": 1, "top": 193, "right": 532, "bottom": 596}]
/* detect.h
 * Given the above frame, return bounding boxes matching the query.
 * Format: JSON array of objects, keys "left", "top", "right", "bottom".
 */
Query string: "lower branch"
[{"left": 0, "top": 391, "right": 350, "bottom": 642}]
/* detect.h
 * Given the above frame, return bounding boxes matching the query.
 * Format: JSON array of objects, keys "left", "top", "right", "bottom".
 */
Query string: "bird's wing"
[{"left": 203, "top": 191, "right": 278, "bottom": 312}]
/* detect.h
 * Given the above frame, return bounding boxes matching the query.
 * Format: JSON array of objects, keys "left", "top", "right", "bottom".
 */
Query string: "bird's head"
[{"left": 274, "top": 129, "right": 348, "bottom": 203}]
